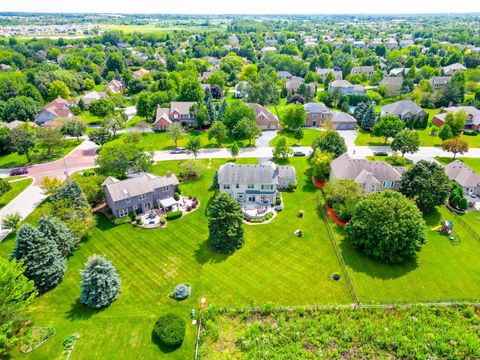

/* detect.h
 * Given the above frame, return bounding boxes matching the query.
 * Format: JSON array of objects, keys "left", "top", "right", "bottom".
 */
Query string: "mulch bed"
[
  {"left": 312, "top": 177, "right": 325, "bottom": 189},
  {"left": 325, "top": 204, "right": 348, "bottom": 227}
]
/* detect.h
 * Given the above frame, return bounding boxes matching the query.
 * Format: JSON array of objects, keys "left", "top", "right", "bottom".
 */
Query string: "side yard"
[{"left": 0, "top": 177, "right": 33, "bottom": 209}]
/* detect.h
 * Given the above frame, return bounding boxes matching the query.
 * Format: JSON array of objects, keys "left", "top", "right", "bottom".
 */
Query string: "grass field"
[
  {"left": 0, "top": 139, "right": 79, "bottom": 168},
  {"left": 269, "top": 129, "right": 322, "bottom": 147},
  {"left": 79, "top": 111, "right": 104, "bottom": 126},
  {"left": 0, "top": 157, "right": 349, "bottom": 359},
  {"left": 0, "top": 177, "right": 33, "bottom": 209}
]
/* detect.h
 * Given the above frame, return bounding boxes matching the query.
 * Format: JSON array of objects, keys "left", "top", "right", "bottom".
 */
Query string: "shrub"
[
  {"left": 166, "top": 211, "right": 182, "bottom": 220},
  {"left": 288, "top": 181, "right": 298, "bottom": 191},
  {"left": 191, "top": 203, "right": 197, "bottom": 209},
  {"left": 153, "top": 313, "right": 186, "bottom": 348},
  {"left": 186, "top": 205, "right": 192, "bottom": 212},
  {"left": 297, "top": 210, "right": 304, "bottom": 218},
  {"left": 0, "top": 178, "right": 12, "bottom": 196},
  {"left": 332, "top": 202, "right": 351, "bottom": 222},
  {"left": 172, "top": 284, "right": 190, "bottom": 300},
  {"left": 275, "top": 196, "right": 281, "bottom": 206},
  {"left": 129, "top": 211, "right": 136, "bottom": 220},
  {"left": 63, "top": 335, "right": 77, "bottom": 350},
  {"left": 1, "top": 212, "right": 22, "bottom": 231},
  {"left": 463, "top": 130, "right": 478, "bottom": 136},
  {"left": 458, "top": 197, "right": 468, "bottom": 210},
  {"left": 159, "top": 216, "right": 166, "bottom": 225},
  {"left": 114, "top": 217, "right": 131, "bottom": 225},
  {"left": 173, "top": 192, "right": 180, "bottom": 201}
]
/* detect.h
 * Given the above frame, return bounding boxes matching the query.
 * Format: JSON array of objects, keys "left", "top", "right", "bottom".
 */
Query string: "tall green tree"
[
  {"left": 311, "top": 130, "right": 347, "bottom": 158},
  {"left": 309, "top": 148, "right": 333, "bottom": 180},
  {"left": 47, "top": 80, "right": 70, "bottom": 101},
  {"left": 178, "top": 78, "right": 204, "bottom": 102},
  {"left": 222, "top": 101, "right": 256, "bottom": 130},
  {"left": 97, "top": 144, "right": 152, "bottom": 179},
  {"left": 80, "top": 255, "right": 121, "bottom": 309},
  {"left": 60, "top": 117, "right": 86, "bottom": 141},
  {"left": 233, "top": 117, "right": 261, "bottom": 146},
  {"left": 8, "top": 123, "right": 37, "bottom": 162},
  {"left": 12, "top": 224, "right": 66, "bottom": 293},
  {"left": 186, "top": 137, "right": 201, "bottom": 159},
  {"left": 445, "top": 110, "right": 467, "bottom": 134},
  {"left": 207, "top": 192, "right": 244, "bottom": 253},
  {"left": 372, "top": 115, "right": 405, "bottom": 145},
  {"left": 273, "top": 136, "right": 293, "bottom": 160},
  {"left": 281, "top": 103, "right": 306, "bottom": 130},
  {"left": 207, "top": 121, "right": 227, "bottom": 146},
  {"left": 38, "top": 216, "right": 77, "bottom": 258},
  {"left": 167, "top": 123, "right": 183, "bottom": 147},
  {"left": 391, "top": 129, "right": 420, "bottom": 157},
  {"left": 2, "top": 96, "right": 40, "bottom": 122},
  {"left": 36, "top": 126, "right": 64, "bottom": 157},
  {"left": 230, "top": 141, "right": 239, "bottom": 160}
]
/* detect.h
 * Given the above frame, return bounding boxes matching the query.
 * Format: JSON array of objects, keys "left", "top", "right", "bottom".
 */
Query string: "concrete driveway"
[{"left": 256, "top": 130, "right": 278, "bottom": 147}]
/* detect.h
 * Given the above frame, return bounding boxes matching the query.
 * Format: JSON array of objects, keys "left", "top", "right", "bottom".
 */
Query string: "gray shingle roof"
[
  {"left": 381, "top": 100, "right": 424, "bottom": 117},
  {"left": 218, "top": 162, "right": 279, "bottom": 185},
  {"left": 444, "top": 160, "right": 480, "bottom": 187},
  {"left": 104, "top": 172, "right": 179, "bottom": 202},
  {"left": 380, "top": 77, "right": 403, "bottom": 86},
  {"left": 331, "top": 112, "right": 357, "bottom": 123}
]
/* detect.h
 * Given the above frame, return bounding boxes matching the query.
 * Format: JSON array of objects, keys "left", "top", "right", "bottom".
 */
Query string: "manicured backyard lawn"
[
  {"left": 79, "top": 111, "right": 104, "bottom": 125},
  {"left": 0, "top": 139, "right": 79, "bottom": 168},
  {"left": 269, "top": 128, "right": 322, "bottom": 147},
  {"left": 0, "top": 157, "right": 349, "bottom": 359},
  {"left": 0, "top": 177, "right": 33, "bottom": 209}
]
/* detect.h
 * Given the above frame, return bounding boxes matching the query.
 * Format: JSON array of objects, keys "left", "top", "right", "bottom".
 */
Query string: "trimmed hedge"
[
  {"left": 166, "top": 211, "right": 182, "bottom": 221},
  {"left": 153, "top": 313, "right": 186, "bottom": 348}
]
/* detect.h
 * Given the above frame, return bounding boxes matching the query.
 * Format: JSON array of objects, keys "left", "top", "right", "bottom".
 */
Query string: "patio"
[
  {"left": 139, "top": 195, "right": 199, "bottom": 228},
  {"left": 242, "top": 204, "right": 275, "bottom": 219}
]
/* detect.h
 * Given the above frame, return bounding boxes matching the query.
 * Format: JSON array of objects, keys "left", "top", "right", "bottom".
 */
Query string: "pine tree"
[
  {"left": 217, "top": 99, "right": 227, "bottom": 121},
  {"left": 80, "top": 255, "right": 121, "bottom": 309},
  {"left": 207, "top": 193, "right": 244, "bottom": 253},
  {"left": 38, "top": 216, "right": 77, "bottom": 258},
  {"left": 360, "top": 106, "right": 376, "bottom": 131},
  {"left": 206, "top": 98, "right": 215, "bottom": 124},
  {"left": 51, "top": 180, "right": 89, "bottom": 208},
  {"left": 12, "top": 224, "right": 66, "bottom": 293},
  {"left": 353, "top": 102, "right": 367, "bottom": 122}
]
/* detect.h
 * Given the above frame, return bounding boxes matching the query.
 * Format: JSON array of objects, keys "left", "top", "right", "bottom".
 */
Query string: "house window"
[
  {"left": 162, "top": 186, "right": 169, "bottom": 191},
  {"left": 223, "top": 184, "right": 230, "bottom": 190},
  {"left": 126, "top": 198, "right": 130, "bottom": 204},
  {"left": 383, "top": 181, "right": 394, "bottom": 189},
  {"left": 139, "top": 194, "right": 146, "bottom": 200},
  {"left": 248, "top": 196, "right": 255, "bottom": 202},
  {"left": 247, "top": 184, "right": 254, "bottom": 189},
  {"left": 236, "top": 184, "right": 240, "bottom": 189},
  {"left": 371, "top": 184, "right": 377, "bottom": 192},
  {"left": 118, "top": 208, "right": 128, "bottom": 217},
  {"left": 261, "top": 184, "right": 273, "bottom": 191}
]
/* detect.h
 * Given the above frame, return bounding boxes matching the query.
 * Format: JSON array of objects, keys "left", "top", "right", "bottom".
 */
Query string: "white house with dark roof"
[
  {"left": 444, "top": 161, "right": 480, "bottom": 197},
  {"left": 330, "top": 154, "right": 405, "bottom": 195},
  {"left": 351, "top": 66, "right": 375, "bottom": 77},
  {"left": 430, "top": 76, "right": 452, "bottom": 90},
  {"left": 218, "top": 162, "right": 296, "bottom": 206},
  {"left": 316, "top": 68, "right": 343, "bottom": 81}
]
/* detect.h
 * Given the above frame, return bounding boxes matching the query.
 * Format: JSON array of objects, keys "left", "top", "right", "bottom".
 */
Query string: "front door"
[
  {"left": 238, "top": 193, "right": 245, "bottom": 202},
  {"left": 144, "top": 203, "right": 151, "bottom": 210}
]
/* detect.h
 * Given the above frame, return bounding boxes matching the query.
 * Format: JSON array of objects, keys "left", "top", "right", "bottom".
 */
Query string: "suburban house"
[
  {"left": 351, "top": 66, "right": 375, "bottom": 77},
  {"left": 303, "top": 102, "right": 357, "bottom": 130},
  {"left": 35, "top": 97, "right": 75, "bottom": 125},
  {"left": 104, "top": 79, "right": 125, "bottom": 94},
  {"left": 285, "top": 80, "right": 316, "bottom": 95},
  {"left": 400, "top": 39, "right": 414, "bottom": 48},
  {"left": 430, "top": 76, "right": 452, "bottom": 90},
  {"left": 389, "top": 67, "right": 409, "bottom": 76},
  {"left": 246, "top": 103, "right": 279, "bottom": 130},
  {"left": 133, "top": 68, "right": 150, "bottom": 79},
  {"left": 380, "top": 77, "right": 403, "bottom": 96},
  {"left": 153, "top": 102, "right": 197, "bottom": 130},
  {"left": 385, "top": 38, "right": 398, "bottom": 49},
  {"left": 442, "top": 63, "right": 467, "bottom": 76},
  {"left": 261, "top": 46, "right": 277, "bottom": 55},
  {"left": 444, "top": 161, "right": 480, "bottom": 197},
  {"left": 330, "top": 154, "right": 404, "bottom": 195},
  {"left": 316, "top": 68, "right": 343, "bottom": 81},
  {"left": 103, "top": 172, "right": 179, "bottom": 218},
  {"left": 432, "top": 106, "right": 480, "bottom": 131},
  {"left": 380, "top": 100, "right": 427, "bottom": 122},
  {"left": 218, "top": 162, "right": 296, "bottom": 206},
  {"left": 328, "top": 80, "right": 366, "bottom": 95},
  {"left": 80, "top": 91, "right": 107, "bottom": 108},
  {"left": 278, "top": 71, "right": 293, "bottom": 80}
]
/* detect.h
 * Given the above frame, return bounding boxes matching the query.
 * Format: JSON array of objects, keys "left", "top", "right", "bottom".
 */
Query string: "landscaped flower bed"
[{"left": 20, "top": 327, "right": 55, "bottom": 353}]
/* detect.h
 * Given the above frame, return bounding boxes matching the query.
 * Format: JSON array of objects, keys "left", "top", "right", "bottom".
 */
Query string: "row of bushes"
[
  {"left": 449, "top": 182, "right": 468, "bottom": 211},
  {"left": 246, "top": 212, "right": 274, "bottom": 223}
]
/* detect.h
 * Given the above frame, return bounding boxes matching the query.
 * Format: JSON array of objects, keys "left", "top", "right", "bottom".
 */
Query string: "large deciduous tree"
[
  {"left": 207, "top": 121, "right": 227, "bottom": 146},
  {"left": 281, "top": 103, "right": 306, "bottom": 130},
  {"left": 309, "top": 148, "right": 333, "bottom": 180},
  {"left": 8, "top": 123, "right": 37, "bottom": 162},
  {"left": 232, "top": 117, "right": 261, "bottom": 146},
  {"left": 80, "top": 255, "right": 121, "bottom": 309},
  {"left": 2, "top": 96, "right": 40, "bottom": 122},
  {"left": 208, "top": 192, "right": 244, "bottom": 253},
  {"left": 59, "top": 117, "right": 86, "bottom": 142},
  {"left": 167, "top": 123, "right": 183, "bottom": 147},
  {"left": 273, "top": 136, "right": 293, "bottom": 160},
  {"left": 222, "top": 101, "right": 256, "bottom": 130},
  {"left": 441, "top": 138, "right": 469, "bottom": 159},
  {"left": 399, "top": 160, "right": 451, "bottom": 213},
  {"left": 96, "top": 144, "right": 152, "bottom": 179},
  {"left": 445, "top": 110, "right": 467, "bottom": 134},
  {"left": 391, "top": 129, "right": 420, "bottom": 157},
  {"left": 311, "top": 130, "right": 347, "bottom": 158},
  {"left": 372, "top": 115, "right": 405, "bottom": 145},
  {"left": 346, "top": 191, "right": 426, "bottom": 263}
]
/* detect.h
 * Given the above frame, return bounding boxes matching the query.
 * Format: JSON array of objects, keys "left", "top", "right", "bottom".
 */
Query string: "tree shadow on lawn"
[
  {"left": 194, "top": 239, "right": 230, "bottom": 265},
  {"left": 66, "top": 298, "right": 102, "bottom": 321},
  {"left": 423, "top": 208, "right": 442, "bottom": 228}
]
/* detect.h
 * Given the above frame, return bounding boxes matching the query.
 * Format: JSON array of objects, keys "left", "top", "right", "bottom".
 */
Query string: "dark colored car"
[
  {"left": 293, "top": 151, "right": 306, "bottom": 157},
  {"left": 170, "top": 147, "right": 187, "bottom": 154},
  {"left": 9, "top": 167, "right": 28, "bottom": 176},
  {"left": 374, "top": 151, "right": 388, "bottom": 156}
]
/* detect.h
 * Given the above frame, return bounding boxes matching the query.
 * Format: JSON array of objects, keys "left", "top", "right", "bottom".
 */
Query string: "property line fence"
[
  {"left": 449, "top": 211, "right": 480, "bottom": 243},
  {"left": 194, "top": 312, "right": 203, "bottom": 360},
  {"left": 315, "top": 195, "right": 360, "bottom": 304}
]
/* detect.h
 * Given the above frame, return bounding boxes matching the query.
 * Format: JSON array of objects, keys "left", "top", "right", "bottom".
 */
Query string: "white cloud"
[{"left": 3, "top": 0, "right": 480, "bottom": 14}]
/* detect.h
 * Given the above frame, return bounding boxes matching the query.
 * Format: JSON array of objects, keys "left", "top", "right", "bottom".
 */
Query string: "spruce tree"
[
  {"left": 38, "top": 216, "right": 77, "bottom": 258},
  {"left": 80, "top": 255, "right": 121, "bottom": 309},
  {"left": 360, "top": 105, "right": 376, "bottom": 131},
  {"left": 206, "top": 98, "right": 215, "bottom": 124},
  {"left": 207, "top": 192, "right": 244, "bottom": 253},
  {"left": 353, "top": 102, "right": 367, "bottom": 123},
  {"left": 51, "top": 180, "right": 89, "bottom": 208},
  {"left": 12, "top": 224, "right": 66, "bottom": 293}
]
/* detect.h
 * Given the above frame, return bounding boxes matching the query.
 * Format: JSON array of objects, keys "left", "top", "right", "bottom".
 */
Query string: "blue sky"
[{"left": 3, "top": 0, "right": 480, "bottom": 14}]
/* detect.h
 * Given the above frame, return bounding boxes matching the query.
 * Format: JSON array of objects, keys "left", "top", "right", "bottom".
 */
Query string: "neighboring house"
[
  {"left": 316, "top": 68, "right": 343, "bottom": 81},
  {"left": 303, "top": 102, "right": 357, "bottom": 130},
  {"left": 444, "top": 161, "right": 480, "bottom": 197},
  {"left": 229, "top": 34, "right": 239, "bottom": 46},
  {"left": 246, "top": 103, "right": 279, "bottom": 130},
  {"left": 265, "top": 36, "right": 277, "bottom": 46},
  {"left": 330, "top": 153, "right": 404, "bottom": 195},
  {"left": 351, "top": 66, "right": 375, "bottom": 77},
  {"left": 261, "top": 46, "right": 277, "bottom": 55},
  {"left": 198, "top": 70, "right": 214, "bottom": 82},
  {"left": 442, "top": 63, "right": 467, "bottom": 76},
  {"left": 103, "top": 172, "right": 179, "bottom": 218},
  {"left": 385, "top": 38, "right": 398, "bottom": 49},
  {"left": 430, "top": 76, "right": 452, "bottom": 90},
  {"left": 104, "top": 79, "right": 125, "bottom": 94},
  {"left": 35, "top": 97, "right": 75, "bottom": 126},
  {"left": 278, "top": 71, "right": 293, "bottom": 80},
  {"left": 234, "top": 81, "right": 248, "bottom": 99},
  {"left": 432, "top": 106, "right": 480, "bottom": 131},
  {"left": 328, "top": 80, "right": 366, "bottom": 95},
  {"left": 330, "top": 112, "right": 357, "bottom": 130},
  {"left": 389, "top": 67, "right": 409, "bottom": 76},
  {"left": 0, "top": 64, "right": 11, "bottom": 71},
  {"left": 400, "top": 39, "right": 414, "bottom": 48},
  {"left": 80, "top": 91, "right": 107, "bottom": 108},
  {"left": 153, "top": 101, "right": 197, "bottom": 130},
  {"left": 380, "top": 100, "right": 427, "bottom": 122},
  {"left": 352, "top": 40, "right": 366, "bottom": 48},
  {"left": 285, "top": 80, "right": 315, "bottom": 95},
  {"left": 3, "top": 120, "right": 37, "bottom": 130},
  {"left": 380, "top": 77, "right": 403, "bottom": 96},
  {"left": 218, "top": 162, "right": 296, "bottom": 206},
  {"left": 133, "top": 68, "right": 150, "bottom": 79}
]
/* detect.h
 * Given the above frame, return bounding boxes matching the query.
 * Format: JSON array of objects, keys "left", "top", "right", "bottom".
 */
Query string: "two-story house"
[
  {"left": 218, "top": 162, "right": 296, "bottom": 206},
  {"left": 432, "top": 106, "right": 480, "bottom": 131},
  {"left": 351, "top": 66, "right": 375, "bottom": 77},
  {"left": 380, "top": 100, "right": 427, "bottom": 123},
  {"left": 328, "top": 80, "right": 366, "bottom": 95},
  {"left": 153, "top": 102, "right": 197, "bottom": 130},
  {"left": 430, "top": 76, "right": 451, "bottom": 90},
  {"left": 103, "top": 172, "right": 179, "bottom": 218},
  {"left": 246, "top": 103, "right": 279, "bottom": 130},
  {"left": 35, "top": 97, "right": 75, "bottom": 126},
  {"left": 330, "top": 154, "right": 405, "bottom": 195}
]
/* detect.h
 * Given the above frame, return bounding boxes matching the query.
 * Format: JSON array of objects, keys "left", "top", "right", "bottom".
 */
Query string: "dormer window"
[{"left": 139, "top": 194, "right": 146, "bottom": 200}]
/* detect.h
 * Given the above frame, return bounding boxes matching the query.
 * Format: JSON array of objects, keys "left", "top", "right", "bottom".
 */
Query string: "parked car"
[
  {"left": 170, "top": 147, "right": 187, "bottom": 154},
  {"left": 9, "top": 167, "right": 28, "bottom": 176},
  {"left": 374, "top": 151, "right": 388, "bottom": 156},
  {"left": 293, "top": 151, "right": 306, "bottom": 157}
]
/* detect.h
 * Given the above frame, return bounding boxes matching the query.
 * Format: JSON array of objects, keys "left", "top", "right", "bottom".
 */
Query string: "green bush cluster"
[
  {"left": 0, "top": 178, "right": 12, "bottom": 197},
  {"left": 449, "top": 182, "right": 468, "bottom": 210},
  {"left": 166, "top": 210, "right": 182, "bottom": 220},
  {"left": 114, "top": 217, "right": 131, "bottom": 225},
  {"left": 153, "top": 313, "right": 186, "bottom": 348},
  {"left": 247, "top": 212, "right": 274, "bottom": 223}
]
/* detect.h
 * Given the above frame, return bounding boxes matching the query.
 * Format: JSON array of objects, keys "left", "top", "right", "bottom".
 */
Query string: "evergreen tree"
[
  {"left": 360, "top": 105, "right": 376, "bottom": 131},
  {"left": 38, "top": 216, "right": 77, "bottom": 258},
  {"left": 51, "top": 180, "right": 89, "bottom": 208},
  {"left": 80, "top": 255, "right": 121, "bottom": 309},
  {"left": 353, "top": 102, "right": 367, "bottom": 123},
  {"left": 207, "top": 193, "right": 244, "bottom": 253},
  {"left": 206, "top": 98, "right": 216, "bottom": 124},
  {"left": 12, "top": 224, "right": 66, "bottom": 293},
  {"left": 217, "top": 99, "right": 227, "bottom": 121}
]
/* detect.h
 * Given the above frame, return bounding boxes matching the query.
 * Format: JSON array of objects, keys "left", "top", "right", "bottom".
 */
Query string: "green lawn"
[
  {"left": 125, "top": 115, "right": 147, "bottom": 128},
  {"left": 79, "top": 111, "right": 104, "bottom": 125},
  {"left": 435, "top": 157, "right": 480, "bottom": 173},
  {"left": 330, "top": 205, "right": 480, "bottom": 303},
  {"left": 269, "top": 129, "right": 322, "bottom": 147},
  {"left": 0, "top": 157, "right": 349, "bottom": 359},
  {"left": 0, "top": 139, "right": 79, "bottom": 168},
  {"left": 107, "top": 131, "right": 252, "bottom": 150},
  {"left": 0, "top": 177, "right": 33, "bottom": 209}
]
